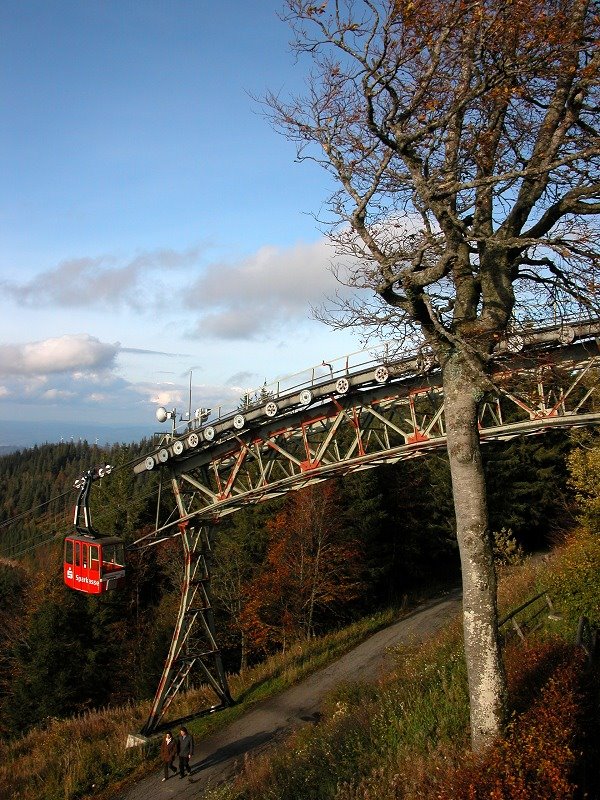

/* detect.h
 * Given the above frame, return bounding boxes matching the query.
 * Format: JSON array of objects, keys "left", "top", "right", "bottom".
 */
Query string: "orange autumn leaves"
[
  {"left": 241, "top": 483, "right": 364, "bottom": 651},
  {"left": 437, "top": 641, "right": 585, "bottom": 799}
]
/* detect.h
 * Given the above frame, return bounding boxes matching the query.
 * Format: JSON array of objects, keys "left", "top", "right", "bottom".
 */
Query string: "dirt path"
[{"left": 119, "top": 588, "right": 462, "bottom": 800}]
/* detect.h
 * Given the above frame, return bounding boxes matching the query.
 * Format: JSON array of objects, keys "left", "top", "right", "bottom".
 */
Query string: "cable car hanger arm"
[{"left": 73, "top": 465, "right": 112, "bottom": 538}]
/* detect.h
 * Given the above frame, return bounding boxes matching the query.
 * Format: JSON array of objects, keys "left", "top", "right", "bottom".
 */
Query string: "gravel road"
[{"left": 119, "top": 588, "right": 462, "bottom": 800}]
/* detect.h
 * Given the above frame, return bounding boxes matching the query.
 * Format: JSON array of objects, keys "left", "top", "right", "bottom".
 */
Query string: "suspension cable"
[
  {"left": 0, "top": 443, "right": 161, "bottom": 558},
  {"left": 0, "top": 489, "right": 73, "bottom": 530}
]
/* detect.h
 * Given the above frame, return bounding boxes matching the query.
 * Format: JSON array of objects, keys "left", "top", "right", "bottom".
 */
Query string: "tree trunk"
[
  {"left": 443, "top": 353, "right": 507, "bottom": 751},
  {"left": 240, "top": 622, "right": 248, "bottom": 672}
]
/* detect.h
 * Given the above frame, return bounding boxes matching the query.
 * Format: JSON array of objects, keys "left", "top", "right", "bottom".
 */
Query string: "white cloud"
[
  {"left": 130, "top": 379, "right": 245, "bottom": 418},
  {"left": 87, "top": 392, "right": 112, "bottom": 403},
  {"left": 0, "top": 335, "right": 135, "bottom": 419},
  {"left": 2, "top": 246, "right": 205, "bottom": 310},
  {"left": 0, "top": 237, "right": 369, "bottom": 430},
  {"left": 0, "top": 332, "right": 246, "bottom": 425},
  {"left": 41, "top": 388, "right": 76, "bottom": 400},
  {"left": 21, "top": 376, "right": 49, "bottom": 396},
  {"left": 184, "top": 239, "right": 349, "bottom": 340},
  {"left": 1, "top": 238, "right": 359, "bottom": 349},
  {"left": 149, "top": 388, "right": 186, "bottom": 407},
  {"left": 0, "top": 334, "right": 119, "bottom": 376}
]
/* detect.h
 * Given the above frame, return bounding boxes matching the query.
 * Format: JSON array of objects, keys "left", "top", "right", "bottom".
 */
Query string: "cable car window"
[
  {"left": 103, "top": 543, "right": 124, "bottom": 567},
  {"left": 82, "top": 543, "right": 89, "bottom": 568},
  {"left": 103, "top": 544, "right": 115, "bottom": 564},
  {"left": 90, "top": 545, "right": 100, "bottom": 570},
  {"left": 75, "top": 541, "right": 81, "bottom": 567},
  {"left": 65, "top": 539, "right": 74, "bottom": 565}
]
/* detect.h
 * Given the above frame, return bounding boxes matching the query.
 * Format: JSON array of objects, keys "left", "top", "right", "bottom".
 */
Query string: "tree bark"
[
  {"left": 240, "top": 624, "right": 248, "bottom": 673},
  {"left": 443, "top": 353, "right": 507, "bottom": 751}
]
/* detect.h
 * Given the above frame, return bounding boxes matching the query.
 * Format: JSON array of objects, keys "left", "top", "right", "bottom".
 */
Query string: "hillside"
[
  {"left": 0, "top": 527, "right": 598, "bottom": 800},
  {"left": 0, "top": 428, "right": 591, "bottom": 798},
  {"left": 196, "top": 529, "right": 600, "bottom": 800},
  {"left": 121, "top": 590, "right": 463, "bottom": 800}
]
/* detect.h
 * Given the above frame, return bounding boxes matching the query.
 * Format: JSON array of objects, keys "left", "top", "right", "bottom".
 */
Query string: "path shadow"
[{"left": 189, "top": 730, "right": 276, "bottom": 776}]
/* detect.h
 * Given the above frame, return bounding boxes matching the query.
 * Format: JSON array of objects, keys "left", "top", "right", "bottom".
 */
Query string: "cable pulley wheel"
[
  {"left": 265, "top": 401, "right": 278, "bottom": 417},
  {"left": 203, "top": 426, "right": 216, "bottom": 441},
  {"left": 233, "top": 414, "right": 245, "bottom": 430},
  {"left": 558, "top": 326, "right": 575, "bottom": 345},
  {"left": 374, "top": 366, "right": 389, "bottom": 384},
  {"left": 336, "top": 377, "right": 350, "bottom": 394}
]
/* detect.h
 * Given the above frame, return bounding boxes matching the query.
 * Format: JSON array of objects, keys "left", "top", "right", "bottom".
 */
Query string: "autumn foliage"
[
  {"left": 438, "top": 641, "right": 586, "bottom": 800},
  {"left": 567, "top": 432, "right": 600, "bottom": 528},
  {"left": 241, "top": 483, "right": 364, "bottom": 651}
]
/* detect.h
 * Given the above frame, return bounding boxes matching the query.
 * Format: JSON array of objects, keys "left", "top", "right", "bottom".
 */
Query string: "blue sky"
[{"left": 0, "top": 1, "right": 363, "bottom": 440}]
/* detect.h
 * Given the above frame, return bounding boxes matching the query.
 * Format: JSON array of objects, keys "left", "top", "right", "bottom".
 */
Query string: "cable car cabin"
[{"left": 64, "top": 535, "right": 126, "bottom": 595}]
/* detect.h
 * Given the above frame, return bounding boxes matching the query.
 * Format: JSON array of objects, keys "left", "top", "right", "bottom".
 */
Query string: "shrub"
[
  {"left": 438, "top": 642, "right": 584, "bottom": 800},
  {"left": 542, "top": 529, "right": 600, "bottom": 637},
  {"left": 567, "top": 436, "right": 600, "bottom": 528},
  {"left": 493, "top": 527, "right": 524, "bottom": 569}
]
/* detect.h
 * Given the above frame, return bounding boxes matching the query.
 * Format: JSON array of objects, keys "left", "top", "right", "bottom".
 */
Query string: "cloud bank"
[
  {"left": 0, "top": 333, "right": 249, "bottom": 422},
  {"left": 184, "top": 239, "right": 346, "bottom": 339},
  {"left": 2, "top": 246, "right": 205, "bottom": 310},
  {"left": 3, "top": 237, "right": 359, "bottom": 344},
  {"left": 0, "top": 237, "right": 365, "bottom": 425},
  {"left": 0, "top": 334, "right": 119, "bottom": 376}
]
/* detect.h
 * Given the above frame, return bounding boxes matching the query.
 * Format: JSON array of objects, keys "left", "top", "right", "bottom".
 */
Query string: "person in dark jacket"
[
  {"left": 177, "top": 727, "right": 194, "bottom": 778},
  {"left": 160, "top": 731, "right": 177, "bottom": 781}
]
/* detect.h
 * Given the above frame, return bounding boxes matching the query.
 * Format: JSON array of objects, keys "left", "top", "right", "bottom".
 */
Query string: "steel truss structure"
[
  {"left": 133, "top": 319, "right": 600, "bottom": 734},
  {"left": 140, "top": 503, "right": 233, "bottom": 736}
]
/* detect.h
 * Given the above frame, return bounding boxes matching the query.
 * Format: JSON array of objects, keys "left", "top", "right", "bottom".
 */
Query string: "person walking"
[
  {"left": 160, "top": 731, "right": 177, "bottom": 781},
  {"left": 177, "top": 726, "right": 194, "bottom": 778}
]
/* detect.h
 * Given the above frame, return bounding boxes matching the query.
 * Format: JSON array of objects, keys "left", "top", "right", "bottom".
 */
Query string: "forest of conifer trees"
[{"left": 0, "top": 430, "right": 577, "bottom": 737}]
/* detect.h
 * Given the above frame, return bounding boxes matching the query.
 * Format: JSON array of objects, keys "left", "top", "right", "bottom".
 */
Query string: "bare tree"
[{"left": 268, "top": 0, "right": 600, "bottom": 750}]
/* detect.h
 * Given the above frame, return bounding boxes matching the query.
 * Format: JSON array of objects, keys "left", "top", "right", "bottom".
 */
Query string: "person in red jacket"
[{"left": 160, "top": 731, "right": 177, "bottom": 781}]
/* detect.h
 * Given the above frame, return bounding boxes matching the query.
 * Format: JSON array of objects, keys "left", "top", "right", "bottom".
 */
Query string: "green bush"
[{"left": 542, "top": 529, "right": 600, "bottom": 635}]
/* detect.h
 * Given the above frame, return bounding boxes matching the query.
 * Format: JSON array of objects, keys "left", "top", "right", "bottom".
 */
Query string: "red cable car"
[
  {"left": 64, "top": 535, "right": 126, "bottom": 594},
  {"left": 63, "top": 467, "right": 126, "bottom": 595}
]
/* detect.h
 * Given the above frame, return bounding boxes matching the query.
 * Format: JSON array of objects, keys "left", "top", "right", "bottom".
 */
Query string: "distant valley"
[{"left": 0, "top": 419, "right": 156, "bottom": 451}]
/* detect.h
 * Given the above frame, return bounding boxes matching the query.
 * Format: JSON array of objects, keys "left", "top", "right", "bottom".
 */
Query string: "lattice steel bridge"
[{"left": 129, "top": 318, "right": 600, "bottom": 737}]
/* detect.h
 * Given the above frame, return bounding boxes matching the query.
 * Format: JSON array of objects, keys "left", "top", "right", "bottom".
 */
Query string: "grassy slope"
[
  {"left": 201, "top": 529, "right": 600, "bottom": 800},
  {"left": 0, "top": 604, "right": 410, "bottom": 800},
  {"left": 2, "top": 529, "right": 598, "bottom": 800}
]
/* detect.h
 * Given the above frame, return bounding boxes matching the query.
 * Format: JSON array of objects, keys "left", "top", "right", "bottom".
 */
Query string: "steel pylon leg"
[{"left": 140, "top": 521, "right": 234, "bottom": 735}]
